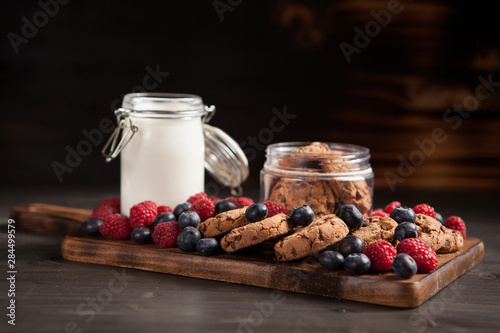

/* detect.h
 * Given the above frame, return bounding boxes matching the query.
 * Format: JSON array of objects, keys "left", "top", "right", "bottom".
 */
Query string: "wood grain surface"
[{"left": 60, "top": 236, "right": 484, "bottom": 308}]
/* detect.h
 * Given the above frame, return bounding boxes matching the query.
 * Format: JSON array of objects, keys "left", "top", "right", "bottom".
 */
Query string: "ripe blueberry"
[
  {"left": 392, "top": 253, "right": 418, "bottom": 278},
  {"left": 131, "top": 227, "right": 152, "bottom": 245},
  {"left": 177, "top": 226, "right": 202, "bottom": 252},
  {"left": 344, "top": 253, "right": 371, "bottom": 275},
  {"left": 339, "top": 205, "right": 364, "bottom": 229},
  {"left": 390, "top": 206, "right": 416, "bottom": 224},
  {"left": 319, "top": 251, "right": 344, "bottom": 271},
  {"left": 215, "top": 199, "right": 237, "bottom": 214},
  {"left": 82, "top": 218, "right": 103, "bottom": 236},
  {"left": 245, "top": 203, "right": 268, "bottom": 222},
  {"left": 178, "top": 211, "right": 201, "bottom": 229},
  {"left": 290, "top": 205, "right": 315, "bottom": 226}
]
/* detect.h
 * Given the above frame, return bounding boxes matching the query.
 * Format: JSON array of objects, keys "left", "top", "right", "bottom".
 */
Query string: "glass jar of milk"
[{"left": 103, "top": 93, "right": 248, "bottom": 215}]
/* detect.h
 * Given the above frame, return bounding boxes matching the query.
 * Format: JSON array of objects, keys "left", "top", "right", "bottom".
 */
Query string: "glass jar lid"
[{"left": 203, "top": 124, "right": 249, "bottom": 195}]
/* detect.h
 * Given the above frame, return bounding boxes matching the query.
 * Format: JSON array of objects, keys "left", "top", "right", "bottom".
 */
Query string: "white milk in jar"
[
  {"left": 104, "top": 93, "right": 211, "bottom": 214},
  {"left": 103, "top": 92, "right": 250, "bottom": 216}
]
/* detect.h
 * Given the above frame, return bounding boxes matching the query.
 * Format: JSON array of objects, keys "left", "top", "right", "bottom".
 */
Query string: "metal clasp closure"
[
  {"left": 203, "top": 105, "right": 216, "bottom": 123},
  {"left": 101, "top": 108, "right": 138, "bottom": 162}
]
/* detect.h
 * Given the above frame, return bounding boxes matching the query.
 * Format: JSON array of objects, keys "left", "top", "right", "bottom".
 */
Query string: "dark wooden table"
[{"left": 1, "top": 186, "right": 499, "bottom": 333}]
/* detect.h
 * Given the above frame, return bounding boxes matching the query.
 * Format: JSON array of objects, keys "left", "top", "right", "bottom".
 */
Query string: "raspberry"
[
  {"left": 106, "top": 197, "right": 121, "bottom": 212},
  {"left": 362, "top": 240, "right": 396, "bottom": 271},
  {"left": 90, "top": 204, "right": 116, "bottom": 220},
  {"left": 157, "top": 205, "right": 173, "bottom": 215},
  {"left": 226, "top": 197, "right": 254, "bottom": 208},
  {"left": 190, "top": 198, "right": 216, "bottom": 222},
  {"left": 384, "top": 201, "right": 401, "bottom": 214},
  {"left": 263, "top": 201, "right": 288, "bottom": 217},
  {"left": 209, "top": 196, "right": 220, "bottom": 205},
  {"left": 187, "top": 192, "right": 208, "bottom": 204},
  {"left": 152, "top": 221, "right": 181, "bottom": 248},
  {"left": 99, "top": 214, "right": 132, "bottom": 240},
  {"left": 369, "top": 209, "right": 389, "bottom": 218},
  {"left": 444, "top": 216, "right": 466, "bottom": 239},
  {"left": 413, "top": 204, "right": 436, "bottom": 218},
  {"left": 129, "top": 200, "right": 158, "bottom": 228},
  {"left": 396, "top": 238, "right": 438, "bottom": 273}
]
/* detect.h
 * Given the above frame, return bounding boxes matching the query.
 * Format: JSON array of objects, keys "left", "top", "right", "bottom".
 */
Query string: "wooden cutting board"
[{"left": 10, "top": 203, "right": 484, "bottom": 308}]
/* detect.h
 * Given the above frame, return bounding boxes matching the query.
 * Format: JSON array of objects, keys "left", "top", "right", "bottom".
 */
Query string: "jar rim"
[
  {"left": 266, "top": 141, "right": 370, "bottom": 159},
  {"left": 121, "top": 92, "right": 206, "bottom": 117},
  {"left": 264, "top": 141, "right": 371, "bottom": 176}
]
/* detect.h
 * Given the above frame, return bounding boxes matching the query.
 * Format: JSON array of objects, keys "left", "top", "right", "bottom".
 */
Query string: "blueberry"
[
  {"left": 245, "top": 203, "right": 268, "bottom": 222},
  {"left": 290, "top": 205, "right": 315, "bottom": 226},
  {"left": 215, "top": 199, "right": 237, "bottom": 214},
  {"left": 153, "top": 212, "right": 176, "bottom": 227},
  {"left": 338, "top": 205, "right": 364, "bottom": 229},
  {"left": 435, "top": 212, "right": 444, "bottom": 224},
  {"left": 177, "top": 226, "right": 202, "bottom": 252},
  {"left": 82, "top": 218, "right": 103, "bottom": 236},
  {"left": 174, "top": 202, "right": 192, "bottom": 219},
  {"left": 394, "top": 222, "right": 418, "bottom": 241},
  {"left": 131, "top": 227, "right": 152, "bottom": 245},
  {"left": 178, "top": 211, "right": 201, "bottom": 228},
  {"left": 337, "top": 235, "right": 365, "bottom": 257},
  {"left": 197, "top": 238, "right": 219, "bottom": 256},
  {"left": 392, "top": 253, "right": 418, "bottom": 278},
  {"left": 344, "top": 253, "right": 371, "bottom": 275},
  {"left": 319, "top": 251, "right": 344, "bottom": 271},
  {"left": 390, "top": 206, "right": 416, "bottom": 224}
]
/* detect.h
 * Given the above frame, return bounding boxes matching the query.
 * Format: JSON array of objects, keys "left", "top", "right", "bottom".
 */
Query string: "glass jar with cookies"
[{"left": 260, "top": 142, "right": 374, "bottom": 216}]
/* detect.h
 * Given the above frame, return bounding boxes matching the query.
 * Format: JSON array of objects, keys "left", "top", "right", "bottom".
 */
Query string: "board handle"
[{"left": 9, "top": 203, "right": 92, "bottom": 236}]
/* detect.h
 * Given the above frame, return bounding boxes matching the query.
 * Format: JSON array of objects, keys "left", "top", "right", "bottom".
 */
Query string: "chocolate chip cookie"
[
  {"left": 350, "top": 216, "right": 398, "bottom": 247},
  {"left": 220, "top": 214, "right": 293, "bottom": 252},
  {"left": 437, "top": 228, "right": 464, "bottom": 254},
  {"left": 274, "top": 214, "right": 349, "bottom": 261},
  {"left": 414, "top": 214, "right": 446, "bottom": 252},
  {"left": 197, "top": 207, "right": 249, "bottom": 237},
  {"left": 268, "top": 178, "right": 337, "bottom": 216}
]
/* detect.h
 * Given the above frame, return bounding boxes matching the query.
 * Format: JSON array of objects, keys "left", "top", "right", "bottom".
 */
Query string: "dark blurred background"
[{"left": 1, "top": 0, "right": 499, "bottom": 193}]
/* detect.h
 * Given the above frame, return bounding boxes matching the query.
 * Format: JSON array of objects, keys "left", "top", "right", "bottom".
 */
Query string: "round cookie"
[
  {"left": 221, "top": 214, "right": 293, "bottom": 253},
  {"left": 437, "top": 228, "right": 464, "bottom": 254},
  {"left": 268, "top": 178, "right": 337, "bottom": 216},
  {"left": 414, "top": 213, "right": 446, "bottom": 252},
  {"left": 274, "top": 214, "right": 349, "bottom": 261},
  {"left": 350, "top": 216, "right": 398, "bottom": 247},
  {"left": 197, "top": 207, "right": 248, "bottom": 237}
]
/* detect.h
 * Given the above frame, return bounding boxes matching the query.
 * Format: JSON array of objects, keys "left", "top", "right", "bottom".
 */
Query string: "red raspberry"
[
  {"left": 263, "top": 201, "right": 288, "bottom": 217},
  {"left": 152, "top": 221, "right": 181, "bottom": 248},
  {"left": 444, "top": 216, "right": 466, "bottom": 239},
  {"left": 99, "top": 214, "right": 132, "bottom": 240},
  {"left": 129, "top": 200, "right": 158, "bottom": 228},
  {"left": 187, "top": 192, "right": 208, "bottom": 204},
  {"left": 413, "top": 204, "right": 436, "bottom": 218},
  {"left": 209, "top": 196, "right": 221, "bottom": 205},
  {"left": 384, "top": 201, "right": 401, "bottom": 214},
  {"left": 226, "top": 197, "right": 254, "bottom": 208},
  {"left": 363, "top": 240, "right": 397, "bottom": 271},
  {"left": 190, "top": 198, "right": 216, "bottom": 222},
  {"left": 369, "top": 209, "right": 389, "bottom": 218},
  {"left": 106, "top": 197, "right": 121, "bottom": 212},
  {"left": 90, "top": 204, "right": 115, "bottom": 220},
  {"left": 396, "top": 238, "right": 438, "bottom": 273},
  {"left": 157, "top": 205, "right": 173, "bottom": 215}
]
